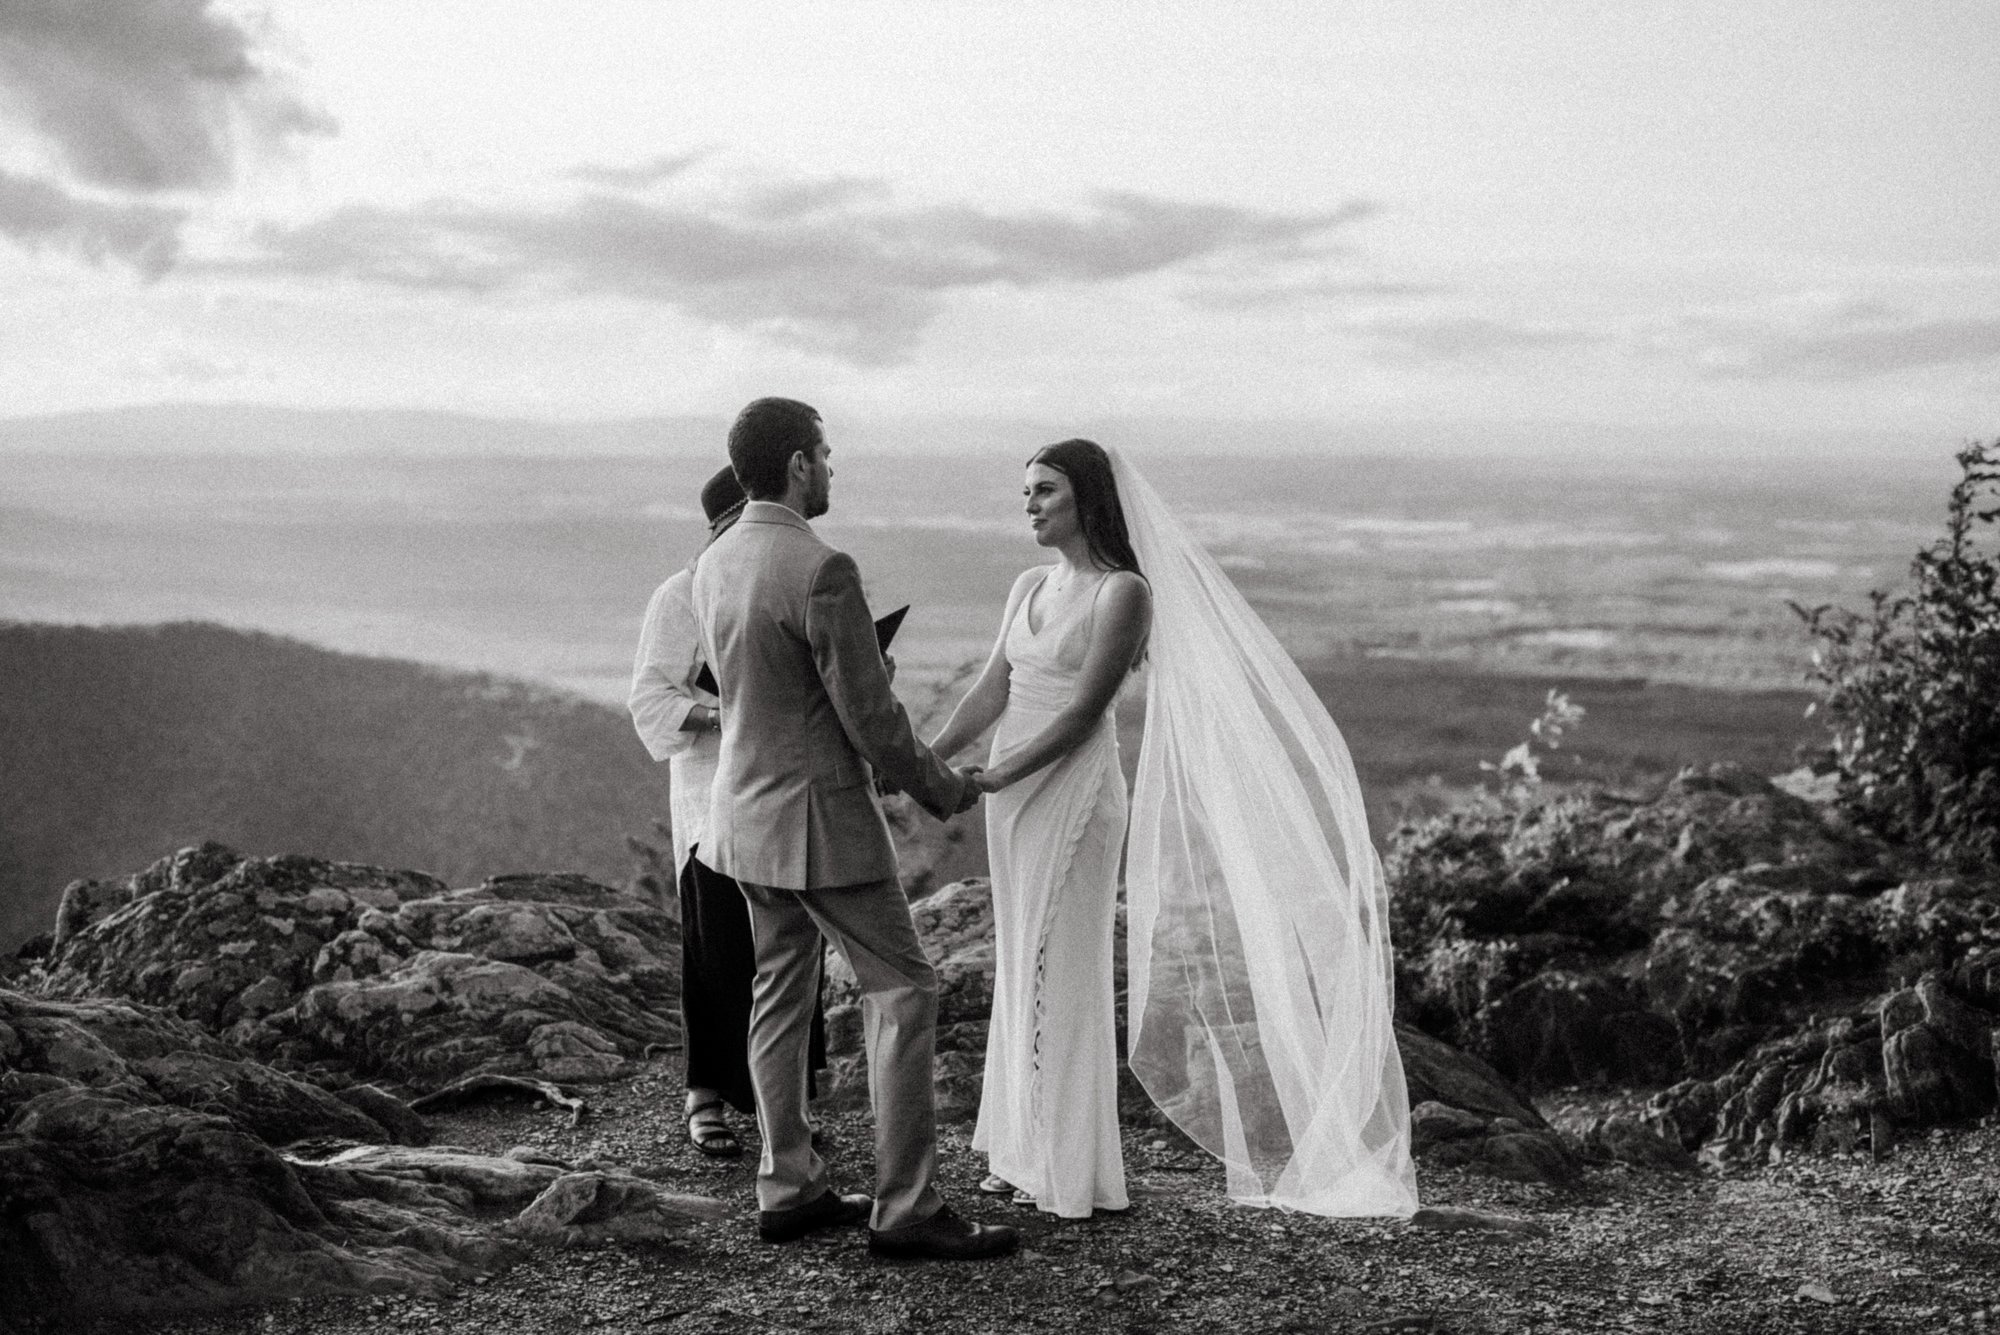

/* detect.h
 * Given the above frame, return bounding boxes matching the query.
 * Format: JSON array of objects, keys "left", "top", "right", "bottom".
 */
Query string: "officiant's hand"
[{"left": 882, "top": 653, "right": 897, "bottom": 685}]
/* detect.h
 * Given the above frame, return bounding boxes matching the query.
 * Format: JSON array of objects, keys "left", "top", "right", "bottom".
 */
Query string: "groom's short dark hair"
[{"left": 728, "top": 398, "right": 822, "bottom": 499}]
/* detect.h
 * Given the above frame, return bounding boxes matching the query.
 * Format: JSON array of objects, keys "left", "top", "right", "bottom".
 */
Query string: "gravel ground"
[{"left": 49, "top": 1057, "right": 2000, "bottom": 1335}]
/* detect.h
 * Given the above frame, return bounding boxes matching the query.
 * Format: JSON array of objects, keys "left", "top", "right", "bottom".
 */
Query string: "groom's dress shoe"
[
  {"left": 866, "top": 1203, "right": 1019, "bottom": 1261},
  {"left": 759, "top": 1190, "right": 872, "bottom": 1243}
]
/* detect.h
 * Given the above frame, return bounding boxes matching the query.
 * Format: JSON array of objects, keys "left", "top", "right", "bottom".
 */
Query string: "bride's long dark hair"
[{"left": 1028, "top": 439, "right": 1141, "bottom": 577}]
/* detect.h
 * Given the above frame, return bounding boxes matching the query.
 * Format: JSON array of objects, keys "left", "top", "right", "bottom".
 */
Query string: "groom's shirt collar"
[{"left": 740, "top": 499, "right": 814, "bottom": 531}]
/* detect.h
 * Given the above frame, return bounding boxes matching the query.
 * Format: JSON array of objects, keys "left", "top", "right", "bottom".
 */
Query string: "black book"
[{"left": 695, "top": 605, "right": 910, "bottom": 697}]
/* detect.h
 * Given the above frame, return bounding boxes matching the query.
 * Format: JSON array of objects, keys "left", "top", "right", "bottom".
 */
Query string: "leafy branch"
[{"left": 1791, "top": 438, "right": 2000, "bottom": 865}]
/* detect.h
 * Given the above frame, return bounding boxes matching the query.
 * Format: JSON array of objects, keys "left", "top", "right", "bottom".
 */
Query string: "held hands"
[
  {"left": 951, "top": 766, "right": 987, "bottom": 815},
  {"left": 971, "top": 768, "right": 1009, "bottom": 794}
]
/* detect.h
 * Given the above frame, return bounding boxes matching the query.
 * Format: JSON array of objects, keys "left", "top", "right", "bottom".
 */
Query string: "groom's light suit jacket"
[{"left": 691, "top": 500, "right": 967, "bottom": 891}]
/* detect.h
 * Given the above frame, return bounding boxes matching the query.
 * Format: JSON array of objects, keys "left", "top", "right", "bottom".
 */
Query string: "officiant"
[{"left": 630, "top": 464, "right": 828, "bottom": 1158}]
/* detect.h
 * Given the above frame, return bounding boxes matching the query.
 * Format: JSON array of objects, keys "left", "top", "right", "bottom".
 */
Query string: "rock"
[
  {"left": 1883, "top": 1024, "right": 1991, "bottom": 1125},
  {"left": 1646, "top": 964, "right": 2000, "bottom": 1160},
  {"left": 1952, "top": 944, "right": 2000, "bottom": 1012},
  {"left": 2, "top": 1083, "right": 499, "bottom": 1318},
  {"left": 1795, "top": 1281, "right": 1837, "bottom": 1305},
  {"left": 1427, "top": 1129, "right": 1579, "bottom": 1185},
  {"left": 1643, "top": 874, "right": 1878, "bottom": 1043},
  {"left": 1388, "top": 768, "right": 1882, "bottom": 1091},
  {"left": 0, "top": 988, "right": 722, "bottom": 1322},
  {"left": 822, "top": 1003, "right": 863, "bottom": 1056},
  {"left": 409, "top": 1074, "right": 586, "bottom": 1125},
  {"left": 0, "top": 991, "right": 402, "bottom": 1146},
  {"left": 1407, "top": 1206, "right": 1550, "bottom": 1238},
  {"left": 41, "top": 848, "right": 681, "bottom": 1091},
  {"left": 1395, "top": 1024, "right": 1548, "bottom": 1129},
  {"left": 1480, "top": 971, "right": 1680, "bottom": 1088},
  {"left": 1879, "top": 974, "right": 1998, "bottom": 1123},
  {"left": 1390, "top": 1024, "right": 1580, "bottom": 1181},
  {"left": 331, "top": 1084, "right": 431, "bottom": 1146},
  {"left": 299, "top": 1143, "right": 566, "bottom": 1210},
  {"left": 505, "top": 1171, "right": 734, "bottom": 1245},
  {"left": 1582, "top": 1113, "right": 1697, "bottom": 1171},
  {"left": 1409, "top": 1101, "right": 1489, "bottom": 1152},
  {"left": 825, "top": 876, "right": 997, "bottom": 1029}
]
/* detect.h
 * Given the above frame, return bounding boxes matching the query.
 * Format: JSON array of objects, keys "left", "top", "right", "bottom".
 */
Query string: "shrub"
[{"left": 1793, "top": 440, "right": 2000, "bottom": 866}]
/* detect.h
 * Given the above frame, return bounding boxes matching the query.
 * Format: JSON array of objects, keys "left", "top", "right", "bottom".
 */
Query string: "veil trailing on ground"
[{"left": 1111, "top": 448, "right": 1418, "bottom": 1217}]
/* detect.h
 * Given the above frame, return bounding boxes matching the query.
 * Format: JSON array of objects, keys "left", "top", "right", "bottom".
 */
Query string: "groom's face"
[{"left": 798, "top": 430, "right": 832, "bottom": 519}]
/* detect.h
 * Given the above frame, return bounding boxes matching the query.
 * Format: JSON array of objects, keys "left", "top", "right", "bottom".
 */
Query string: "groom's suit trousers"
[{"left": 738, "top": 875, "right": 943, "bottom": 1231}]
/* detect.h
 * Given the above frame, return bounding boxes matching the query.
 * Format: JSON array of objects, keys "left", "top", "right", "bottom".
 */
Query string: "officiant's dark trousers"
[
  {"left": 738, "top": 876, "right": 944, "bottom": 1232},
  {"left": 678, "top": 851, "right": 826, "bottom": 1115}
]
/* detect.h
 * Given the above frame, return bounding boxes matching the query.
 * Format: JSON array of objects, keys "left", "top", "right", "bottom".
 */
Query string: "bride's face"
[{"left": 1024, "top": 463, "right": 1079, "bottom": 548}]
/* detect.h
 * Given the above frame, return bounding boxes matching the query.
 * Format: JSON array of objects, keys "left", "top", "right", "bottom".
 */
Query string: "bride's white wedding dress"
[
  {"left": 972, "top": 568, "right": 1130, "bottom": 1218},
  {"left": 976, "top": 448, "right": 1417, "bottom": 1220}
]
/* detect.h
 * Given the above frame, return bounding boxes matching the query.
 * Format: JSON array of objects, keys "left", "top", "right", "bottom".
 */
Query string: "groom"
[{"left": 691, "top": 397, "right": 1018, "bottom": 1260}]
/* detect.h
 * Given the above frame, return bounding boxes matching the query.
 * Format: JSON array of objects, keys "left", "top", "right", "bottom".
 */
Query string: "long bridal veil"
[{"left": 1111, "top": 448, "right": 1418, "bottom": 1217}]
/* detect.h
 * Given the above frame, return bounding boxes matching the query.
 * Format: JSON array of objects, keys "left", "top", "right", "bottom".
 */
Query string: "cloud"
[
  {"left": 0, "top": 1, "right": 326, "bottom": 275},
  {"left": 1740, "top": 318, "right": 2000, "bottom": 378},
  {"left": 0, "top": 0, "right": 330, "bottom": 193},
  {"left": 1641, "top": 295, "right": 2000, "bottom": 379},
  {"left": 0, "top": 0, "right": 331, "bottom": 193},
  {"left": 1183, "top": 276, "right": 1441, "bottom": 311},
  {"left": 1351, "top": 314, "right": 1593, "bottom": 362},
  {"left": 215, "top": 182, "right": 1371, "bottom": 363},
  {"left": 0, "top": 169, "right": 183, "bottom": 275},
  {"left": 739, "top": 175, "right": 891, "bottom": 221},
  {"left": 567, "top": 151, "right": 709, "bottom": 191}
]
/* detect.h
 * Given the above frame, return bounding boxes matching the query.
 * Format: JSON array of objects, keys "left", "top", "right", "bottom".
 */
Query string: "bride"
[{"left": 928, "top": 439, "right": 1418, "bottom": 1219}]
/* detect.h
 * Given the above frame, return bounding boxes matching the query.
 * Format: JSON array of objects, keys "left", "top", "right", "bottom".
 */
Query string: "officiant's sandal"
[
  {"left": 684, "top": 1099, "right": 742, "bottom": 1159},
  {"left": 977, "top": 1173, "right": 1015, "bottom": 1195}
]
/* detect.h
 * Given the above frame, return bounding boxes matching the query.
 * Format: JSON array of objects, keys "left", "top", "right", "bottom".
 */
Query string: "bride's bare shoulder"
[{"left": 1102, "top": 569, "right": 1151, "bottom": 604}]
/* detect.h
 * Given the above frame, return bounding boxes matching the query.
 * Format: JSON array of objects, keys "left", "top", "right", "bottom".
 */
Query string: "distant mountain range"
[
  {"left": 0, "top": 401, "right": 1931, "bottom": 462},
  {"left": 0, "top": 622, "right": 674, "bottom": 953}
]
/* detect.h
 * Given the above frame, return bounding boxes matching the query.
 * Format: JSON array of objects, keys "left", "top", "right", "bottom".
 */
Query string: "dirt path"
[{"left": 62, "top": 1058, "right": 2000, "bottom": 1335}]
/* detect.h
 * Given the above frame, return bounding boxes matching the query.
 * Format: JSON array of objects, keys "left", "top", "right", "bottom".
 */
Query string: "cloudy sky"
[{"left": 1, "top": 0, "right": 1996, "bottom": 449}]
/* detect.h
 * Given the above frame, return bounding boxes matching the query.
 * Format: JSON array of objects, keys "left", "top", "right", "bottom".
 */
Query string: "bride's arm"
[
  {"left": 974, "top": 571, "right": 1150, "bottom": 791},
  {"left": 928, "top": 567, "right": 1040, "bottom": 759}
]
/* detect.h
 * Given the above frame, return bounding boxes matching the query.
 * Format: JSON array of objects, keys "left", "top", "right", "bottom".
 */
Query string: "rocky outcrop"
[
  {"left": 0, "top": 989, "right": 725, "bottom": 1321},
  {"left": 38, "top": 845, "right": 680, "bottom": 1090},
  {"left": 1386, "top": 764, "right": 2000, "bottom": 1105},
  {"left": 1643, "top": 947, "right": 2000, "bottom": 1163},
  {"left": 1397, "top": 1024, "right": 1578, "bottom": 1183}
]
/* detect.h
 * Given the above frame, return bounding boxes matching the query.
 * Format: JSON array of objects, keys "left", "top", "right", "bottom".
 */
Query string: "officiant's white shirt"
[{"left": 628, "top": 566, "right": 718, "bottom": 875}]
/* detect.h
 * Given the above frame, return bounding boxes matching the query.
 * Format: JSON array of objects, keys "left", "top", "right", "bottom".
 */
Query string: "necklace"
[{"left": 1050, "top": 562, "right": 1109, "bottom": 596}]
